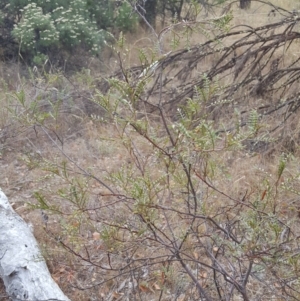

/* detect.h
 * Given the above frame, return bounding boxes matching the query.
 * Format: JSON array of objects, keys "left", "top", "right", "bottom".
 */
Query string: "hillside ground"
[{"left": 1, "top": 1, "right": 300, "bottom": 300}]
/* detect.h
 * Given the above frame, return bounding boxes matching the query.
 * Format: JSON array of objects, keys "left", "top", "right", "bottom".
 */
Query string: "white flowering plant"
[
  {"left": 12, "top": 3, "right": 59, "bottom": 51},
  {"left": 4, "top": 0, "right": 138, "bottom": 64}
]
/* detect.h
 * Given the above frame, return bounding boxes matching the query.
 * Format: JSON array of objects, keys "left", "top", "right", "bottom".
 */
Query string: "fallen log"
[{"left": 0, "top": 189, "right": 71, "bottom": 301}]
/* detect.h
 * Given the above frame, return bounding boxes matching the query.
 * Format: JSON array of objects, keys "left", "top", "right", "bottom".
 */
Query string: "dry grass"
[
  {"left": 1, "top": 76, "right": 300, "bottom": 301},
  {"left": 1, "top": 2, "right": 300, "bottom": 300},
  {"left": 120, "top": 0, "right": 300, "bottom": 68}
]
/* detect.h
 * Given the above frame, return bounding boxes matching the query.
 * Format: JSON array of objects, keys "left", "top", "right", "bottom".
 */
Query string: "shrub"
[
  {"left": 1, "top": 0, "right": 138, "bottom": 65},
  {"left": 12, "top": 3, "right": 59, "bottom": 52},
  {"left": 7, "top": 2, "right": 300, "bottom": 300},
  {"left": 115, "top": 2, "right": 138, "bottom": 32}
]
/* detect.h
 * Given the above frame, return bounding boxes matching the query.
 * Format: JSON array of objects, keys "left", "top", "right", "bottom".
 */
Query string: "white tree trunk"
[{"left": 0, "top": 189, "right": 71, "bottom": 301}]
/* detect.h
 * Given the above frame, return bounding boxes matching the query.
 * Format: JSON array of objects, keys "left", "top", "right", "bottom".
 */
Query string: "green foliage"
[
  {"left": 32, "top": 53, "right": 49, "bottom": 66},
  {"left": 12, "top": 3, "right": 59, "bottom": 51},
  {"left": 52, "top": 0, "right": 105, "bottom": 53},
  {"left": 0, "top": 0, "right": 235, "bottom": 64},
  {"left": 115, "top": 2, "right": 138, "bottom": 32},
  {"left": 87, "top": 0, "right": 114, "bottom": 29},
  {"left": 0, "top": 10, "right": 4, "bottom": 24},
  {"left": 213, "top": 11, "right": 233, "bottom": 32},
  {"left": 11, "top": 0, "right": 105, "bottom": 59},
  {"left": 247, "top": 109, "right": 259, "bottom": 134},
  {"left": 277, "top": 153, "right": 287, "bottom": 180},
  {"left": 1, "top": 0, "right": 139, "bottom": 64}
]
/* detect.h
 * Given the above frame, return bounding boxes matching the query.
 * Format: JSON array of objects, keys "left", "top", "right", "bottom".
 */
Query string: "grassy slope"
[{"left": 1, "top": 1, "right": 300, "bottom": 300}]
